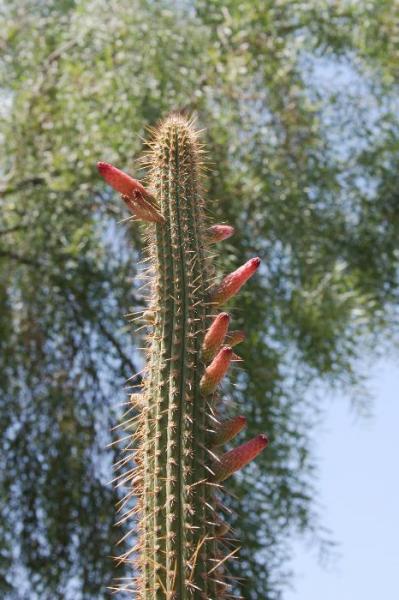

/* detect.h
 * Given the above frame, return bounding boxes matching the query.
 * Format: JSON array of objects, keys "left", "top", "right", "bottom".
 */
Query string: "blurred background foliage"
[{"left": 0, "top": 0, "right": 398, "bottom": 598}]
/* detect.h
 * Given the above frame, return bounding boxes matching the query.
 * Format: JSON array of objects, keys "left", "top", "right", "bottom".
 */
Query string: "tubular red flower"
[
  {"left": 211, "top": 434, "right": 268, "bottom": 482},
  {"left": 97, "top": 162, "right": 164, "bottom": 223},
  {"left": 211, "top": 257, "right": 261, "bottom": 305},
  {"left": 202, "top": 313, "right": 230, "bottom": 360},
  {"left": 208, "top": 224, "right": 235, "bottom": 243},
  {"left": 200, "top": 346, "right": 233, "bottom": 395},
  {"left": 211, "top": 415, "right": 247, "bottom": 447}
]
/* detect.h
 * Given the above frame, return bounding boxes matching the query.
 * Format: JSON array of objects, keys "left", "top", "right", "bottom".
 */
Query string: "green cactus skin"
[{"left": 100, "top": 115, "right": 266, "bottom": 599}]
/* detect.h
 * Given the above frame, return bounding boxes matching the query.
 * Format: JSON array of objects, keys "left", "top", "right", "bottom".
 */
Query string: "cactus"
[{"left": 98, "top": 114, "right": 268, "bottom": 599}]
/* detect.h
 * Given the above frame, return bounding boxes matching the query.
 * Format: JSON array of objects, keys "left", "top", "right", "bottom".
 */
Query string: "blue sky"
[{"left": 286, "top": 358, "right": 399, "bottom": 600}]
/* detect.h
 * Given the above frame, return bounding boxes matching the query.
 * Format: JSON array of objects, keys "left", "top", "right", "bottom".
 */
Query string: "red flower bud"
[
  {"left": 202, "top": 313, "right": 230, "bottom": 361},
  {"left": 211, "top": 434, "right": 268, "bottom": 482},
  {"left": 200, "top": 346, "right": 233, "bottom": 395},
  {"left": 211, "top": 257, "right": 261, "bottom": 306},
  {"left": 208, "top": 224, "right": 235, "bottom": 243},
  {"left": 211, "top": 415, "right": 247, "bottom": 447}
]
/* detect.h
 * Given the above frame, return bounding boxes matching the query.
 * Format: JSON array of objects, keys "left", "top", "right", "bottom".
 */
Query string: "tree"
[{"left": 0, "top": 1, "right": 398, "bottom": 598}]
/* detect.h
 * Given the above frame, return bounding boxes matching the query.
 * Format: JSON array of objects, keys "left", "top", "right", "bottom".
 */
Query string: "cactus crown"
[{"left": 98, "top": 114, "right": 267, "bottom": 599}]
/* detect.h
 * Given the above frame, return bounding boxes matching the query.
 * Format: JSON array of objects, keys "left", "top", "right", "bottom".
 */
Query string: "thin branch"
[
  {"left": 0, "top": 225, "right": 29, "bottom": 236},
  {"left": 0, "top": 177, "right": 46, "bottom": 196},
  {"left": 0, "top": 249, "right": 41, "bottom": 267},
  {"left": 97, "top": 319, "right": 138, "bottom": 376}
]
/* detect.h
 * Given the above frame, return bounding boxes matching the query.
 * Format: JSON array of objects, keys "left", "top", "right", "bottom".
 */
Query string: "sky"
[{"left": 286, "top": 358, "right": 399, "bottom": 600}]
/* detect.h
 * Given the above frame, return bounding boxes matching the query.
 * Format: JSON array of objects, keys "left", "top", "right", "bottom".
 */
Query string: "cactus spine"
[{"left": 98, "top": 115, "right": 267, "bottom": 599}]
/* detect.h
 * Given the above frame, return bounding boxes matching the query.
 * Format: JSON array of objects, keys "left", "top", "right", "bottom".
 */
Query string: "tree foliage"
[{"left": 0, "top": 1, "right": 398, "bottom": 598}]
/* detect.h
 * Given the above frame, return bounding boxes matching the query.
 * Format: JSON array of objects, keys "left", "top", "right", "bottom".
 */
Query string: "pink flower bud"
[
  {"left": 202, "top": 313, "right": 230, "bottom": 361},
  {"left": 225, "top": 330, "right": 246, "bottom": 347},
  {"left": 208, "top": 224, "right": 235, "bottom": 243},
  {"left": 211, "top": 257, "right": 261, "bottom": 306},
  {"left": 200, "top": 346, "right": 233, "bottom": 395},
  {"left": 211, "top": 434, "right": 268, "bottom": 482},
  {"left": 211, "top": 415, "right": 247, "bottom": 447}
]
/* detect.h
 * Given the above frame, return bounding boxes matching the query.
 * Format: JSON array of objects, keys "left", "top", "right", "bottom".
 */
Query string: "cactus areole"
[{"left": 97, "top": 115, "right": 268, "bottom": 599}]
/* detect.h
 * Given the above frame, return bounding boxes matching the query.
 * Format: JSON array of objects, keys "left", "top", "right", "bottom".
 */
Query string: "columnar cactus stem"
[{"left": 97, "top": 115, "right": 267, "bottom": 599}]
